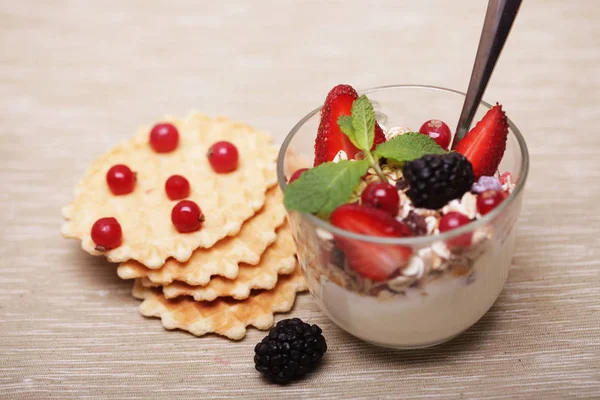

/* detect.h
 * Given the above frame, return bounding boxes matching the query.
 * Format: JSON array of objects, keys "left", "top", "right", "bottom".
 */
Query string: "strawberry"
[
  {"left": 314, "top": 84, "right": 386, "bottom": 166},
  {"left": 330, "top": 204, "right": 413, "bottom": 281},
  {"left": 456, "top": 104, "right": 509, "bottom": 179}
]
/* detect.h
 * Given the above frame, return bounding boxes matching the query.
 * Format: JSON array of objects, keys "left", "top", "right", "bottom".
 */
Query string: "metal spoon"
[{"left": 451, "top": 0, "right": 523, "bottom": 149}]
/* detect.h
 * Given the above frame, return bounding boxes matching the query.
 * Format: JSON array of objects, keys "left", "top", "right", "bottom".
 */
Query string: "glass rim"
[{"left": 276, "top": 84, "right": 529, "bottom": 245}]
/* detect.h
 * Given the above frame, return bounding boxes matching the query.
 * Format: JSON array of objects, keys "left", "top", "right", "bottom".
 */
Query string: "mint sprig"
[
  {"left": 284, "top": 160, "right": 369, "bottom": 216},
  {"left": 373, "top": 132, "right": 447, "bottom": 162},
  {"left": 284, "top": 94, "right": 448, "bottom": 216}
]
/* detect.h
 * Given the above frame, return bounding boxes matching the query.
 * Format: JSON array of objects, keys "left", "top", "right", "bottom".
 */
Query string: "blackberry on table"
[
  {"left": 254, "top": 318, "right": 327, "bottom": 384},
  {"left": 402, "top": 153, "right": 474, "bottom": 210}
]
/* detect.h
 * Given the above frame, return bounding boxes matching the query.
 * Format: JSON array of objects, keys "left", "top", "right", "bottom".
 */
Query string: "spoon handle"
[{"left": 451, "top": 0, "right": 522, "bottom": 149}]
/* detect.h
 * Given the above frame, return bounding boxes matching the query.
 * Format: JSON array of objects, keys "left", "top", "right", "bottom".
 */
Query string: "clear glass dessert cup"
[{"left": 277, "top": 85, "right": 529, "bottom": 349}]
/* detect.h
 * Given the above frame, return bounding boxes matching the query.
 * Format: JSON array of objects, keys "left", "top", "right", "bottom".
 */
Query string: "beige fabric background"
[{"left": 1, "top": 1, "right": 599, "bottom": 399}]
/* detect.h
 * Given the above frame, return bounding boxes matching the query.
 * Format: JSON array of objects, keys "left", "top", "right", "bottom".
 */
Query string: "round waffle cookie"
[
  {"left": 141, "top": 222, "right": 297, "bottom": 301},
  {"left": 61, "top": 113, "right": 278, "bottom": 268},
  {"left": 117, "top": 187, "right": 286, "bottom": 284},
  {"left": 132, "top": 265, "right": 307, "bottom": 340}
]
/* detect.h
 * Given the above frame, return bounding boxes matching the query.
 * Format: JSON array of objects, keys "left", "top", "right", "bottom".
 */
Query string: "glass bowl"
[{"left": 277, "top": 85, "right": 529, "bottom": 349}]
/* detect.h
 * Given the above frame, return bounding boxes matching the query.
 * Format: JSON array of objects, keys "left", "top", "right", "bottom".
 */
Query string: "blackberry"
[
  {"left": 254, "top": 318, "right": 327, "bottom": 384},
  {"left": 402, "top": 153, "right": 474, "bottom": 210}
]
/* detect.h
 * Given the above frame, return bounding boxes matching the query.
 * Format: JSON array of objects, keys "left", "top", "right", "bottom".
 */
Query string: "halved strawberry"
[
  {"left": 314, "top": 84, "right": 386, "bottom": 166},
  {"left": 456, "top": 104, "right": 509, "bottom": 178},
  {"left": 330, "top": 204, "right": 413, "bottom": 281}
]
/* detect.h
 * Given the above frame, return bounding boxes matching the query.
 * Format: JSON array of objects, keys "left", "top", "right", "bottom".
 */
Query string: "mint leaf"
[
  {"left": 336, "top": 95, "right": 375, "bottom": 152},
  {"left": 338, "top": 115, "right": 355, "bottom": 138},
  {"left": 351, "top": 95, "right": 376, "bottom": 150},
  {"left": 373, "top": 132, "right": 447, "bottom": 162},
  {"left": 284, "top": 160, "right": 370, "bottom": 216}
]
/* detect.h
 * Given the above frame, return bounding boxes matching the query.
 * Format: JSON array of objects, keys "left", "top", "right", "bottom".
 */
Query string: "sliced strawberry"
[
  {"left": 456, "top": 104, "right": 509, "bottom": 178},
  {"left": 314, "top": 84, "right": 386, "bottom": 166},
  {"left": 330, "top": 204, "right": 413, "bottom": 281}
]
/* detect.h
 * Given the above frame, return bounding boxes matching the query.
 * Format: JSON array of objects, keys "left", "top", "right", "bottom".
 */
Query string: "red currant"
[
  {"left": 106, "top": 164, "right": 136, "bottom": 195},
  {"left": 477, "top": 190, "right": 506, "bottom": 215},
  {"left": 419, "top": 119, "right": 452, "bottom": 150},
  {"left": 165, "top": 175, "right": 190, "bottom": 200},
  {"left": 207, "top": 141, "right": 238, "bottom": 173},
  {"left": 91, "top": 217, "right": 122, "bottom": 250},
  {"left": 439, "top": 212, "right": 472, "bottom": 247},
  {"left": 361, "top": 181, "right": 400, "bottom": 216},
  {"left": 171, "top": 200, "right": 204, "bottom": 233},
  {"left": 288, "top": 168, "right": 308, "bottom": 183},
  {"left": 149, "top": 122, "right": 179, "bottom": 153}
]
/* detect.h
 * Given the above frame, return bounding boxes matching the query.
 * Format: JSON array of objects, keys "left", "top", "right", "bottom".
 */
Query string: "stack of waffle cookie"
[{"left": 61, "top": 112, "right": 306, "bottom": 340}]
